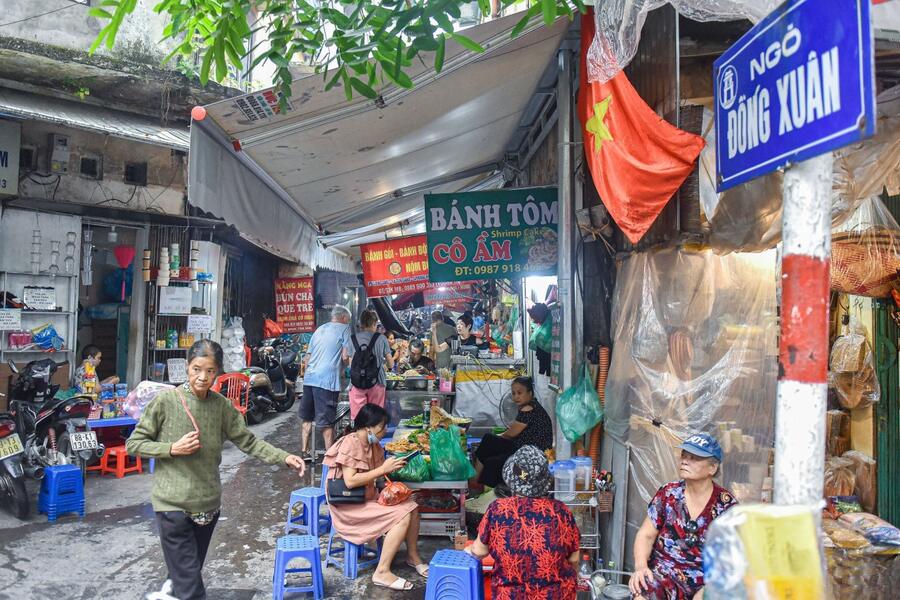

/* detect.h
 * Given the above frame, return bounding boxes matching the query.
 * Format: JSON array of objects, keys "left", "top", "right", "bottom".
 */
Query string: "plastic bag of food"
[
  {"left": 823, "top": 518, "right": 870, "bottom": 550},
  {"left": 840, "top": 512, "right": 900, "bottom": 547},
  {"left": 377, "top": 478, "right": 414, "bottom": 506},
  {"left": 830, "top": 321, "right": 869, "bottom": 373},
  {"left": 555, "top": 364, "right": 604, "bottom": 443},
  {"left": 829, "top": 320, "right": 880, "bottom": 409},
  {"left": 430, "top": 425, "right": 475, "bottom": 481},
  {"left": 392, "top": 454, "right": 431, "bottom": 483},
  {"left": 831, "top": 197, "right": 900, "bottom": 298},
  {"left": 842, "top": 450, "right": 877, "bottom": 513},
  {"left": 824, "top": 457, "right": 857, "bottom": 498},
  {"left": 123, "top": 381, "right": 174, "bottom": 419}
]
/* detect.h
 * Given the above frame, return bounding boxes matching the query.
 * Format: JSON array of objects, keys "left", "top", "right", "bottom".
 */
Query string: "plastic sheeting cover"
[
  {"left": 587, "top": 1, "right": 778, "bottom": 84},
  {"left": 605, "top": 248, "right": 778, "bottom": 519},
  {"left": 699, "top": 87, "right": 900, "bottom": 253}
]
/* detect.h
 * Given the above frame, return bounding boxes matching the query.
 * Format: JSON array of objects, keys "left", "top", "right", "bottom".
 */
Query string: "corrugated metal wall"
[{"left": 622, "top": 4, "right": 680, "bottom": 249}]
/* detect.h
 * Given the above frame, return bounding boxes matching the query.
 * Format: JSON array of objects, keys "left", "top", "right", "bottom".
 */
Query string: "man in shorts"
[{"left": 300, "top": 305, "right": 351, "bottom": 456}]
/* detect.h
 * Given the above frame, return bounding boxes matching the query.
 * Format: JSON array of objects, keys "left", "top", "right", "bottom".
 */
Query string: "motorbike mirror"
[{"left": 7, "top": 361, "right": 18, "bottom": 374}]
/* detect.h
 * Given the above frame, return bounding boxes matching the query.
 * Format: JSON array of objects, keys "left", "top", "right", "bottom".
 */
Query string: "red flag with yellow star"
[{"left": 578, "top": 11, "right": 705, "bottom": 244}]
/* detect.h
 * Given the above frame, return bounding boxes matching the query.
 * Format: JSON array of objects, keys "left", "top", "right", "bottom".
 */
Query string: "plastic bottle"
[{"left": 576, "top": 554, "right": 593, "bottom": 599}]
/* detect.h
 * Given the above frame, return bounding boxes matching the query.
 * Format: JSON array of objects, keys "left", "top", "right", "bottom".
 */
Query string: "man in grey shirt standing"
[
  {"left": 300, "top": 305, "right": 351, "bottom": 454},
  {"left": 430, "top": 310, "right": 456, "bottom": 371}
]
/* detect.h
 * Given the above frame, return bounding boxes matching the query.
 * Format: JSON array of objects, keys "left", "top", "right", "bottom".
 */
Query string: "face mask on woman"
[{"left": 367, "top": 430, "right": 379, "bottom": 445}]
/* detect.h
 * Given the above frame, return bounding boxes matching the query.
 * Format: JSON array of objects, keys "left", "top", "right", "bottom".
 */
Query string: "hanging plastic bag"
[
  {"left": 430, "top": 425, "right": 475, "bottom": 481},
  {"left": 831, "top": 197, "right": 900, "bottom": 298},
  {"left": 263, "top": 318, "right": 284, "bottom": 338},
  {"left": 555, "top": 364, "right": 604, "bottom": 443},
  {"left": 824, "top": 457, "right": 857, "bottom": 498},
  {"left": 392, "top": 454, "right": 431, "bottom": 482},
  {"left": 703, "top": 503, "right": 824, "bottom": 600},
  {"left": 377, "top": 477, "right": 415, "bottom": 506},
  {"left": 829, "top": 319, "right": 880, "bottom": 409}
]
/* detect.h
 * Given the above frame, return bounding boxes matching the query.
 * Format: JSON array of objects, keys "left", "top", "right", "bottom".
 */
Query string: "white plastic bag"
[{"left": 123, "top": 381, "right": 174, "bottom": 419}]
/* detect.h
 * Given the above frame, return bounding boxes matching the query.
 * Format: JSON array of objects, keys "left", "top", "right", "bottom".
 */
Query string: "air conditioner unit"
[{"left": 48, "top": 134, "right": 70, "bottom": 173}]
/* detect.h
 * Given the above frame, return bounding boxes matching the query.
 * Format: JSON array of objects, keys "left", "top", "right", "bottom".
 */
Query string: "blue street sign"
[{"left": 714, "top": 0, "right": 876, "bottom": 192}]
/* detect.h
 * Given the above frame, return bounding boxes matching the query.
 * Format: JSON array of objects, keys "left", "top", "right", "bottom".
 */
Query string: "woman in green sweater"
[{"left": 128, "top": 340, "right": 305, "bottom": 600}]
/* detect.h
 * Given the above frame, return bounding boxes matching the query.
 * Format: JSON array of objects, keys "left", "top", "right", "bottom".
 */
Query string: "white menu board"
[
  {"left": 167, "top": 358, "right": 188, "bottom": 384},
  {"left": 159, "top": 286, "right": 192, "bottom": 315},
  {"left": 0, "top": 309, "right": 22, "bottom": 330}
]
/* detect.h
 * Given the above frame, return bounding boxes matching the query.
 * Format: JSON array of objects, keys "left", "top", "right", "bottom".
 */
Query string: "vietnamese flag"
[{"left": 578, "top": 11, "right": 705, "bottom": 244}]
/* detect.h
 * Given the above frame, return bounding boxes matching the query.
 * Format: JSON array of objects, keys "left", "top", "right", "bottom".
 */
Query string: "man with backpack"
[
  {"left": 300, "top": 305, "right": 352, "bottom": 454},
  {"left": 346, "top": 309, "right": 394, "bottom": 420}
]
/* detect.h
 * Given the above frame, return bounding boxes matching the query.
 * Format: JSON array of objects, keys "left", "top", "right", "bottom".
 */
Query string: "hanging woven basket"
[{"left": 831, "top": 226, "right": 900, "bottom": 298}]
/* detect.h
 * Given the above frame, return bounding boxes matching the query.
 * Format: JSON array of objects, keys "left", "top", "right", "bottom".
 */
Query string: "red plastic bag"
[
  {"left": 263, "top": 318, "right": 284, "bottom": 338},
  {"left": 378, "top": 477, "right": 414, "bottom": 506}
]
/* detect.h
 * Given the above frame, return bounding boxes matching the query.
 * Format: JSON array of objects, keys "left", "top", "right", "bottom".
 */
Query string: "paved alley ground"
[{"left": 0, "top": 412, "right": 444, "bottom": 599}]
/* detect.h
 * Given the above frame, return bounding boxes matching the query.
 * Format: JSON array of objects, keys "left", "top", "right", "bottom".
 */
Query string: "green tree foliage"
[{"left": 89, "top": 0, "right": 585, "bottom": 102}]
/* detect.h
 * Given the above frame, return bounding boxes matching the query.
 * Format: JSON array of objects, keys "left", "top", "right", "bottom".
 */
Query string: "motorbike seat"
[
  {"left": 33, "top": 396, "right": 71, "bottom": 422},
  {"left": 279, "top": 351, "right": 297, "bottom": 366},
  {"left": 245, "top": 366, "right": 266, "bottom": 374}
]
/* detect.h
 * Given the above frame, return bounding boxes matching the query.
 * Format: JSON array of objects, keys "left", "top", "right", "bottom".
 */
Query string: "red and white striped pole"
[{"left": 774, "top": 152, "right": 833, "bottom": 506}]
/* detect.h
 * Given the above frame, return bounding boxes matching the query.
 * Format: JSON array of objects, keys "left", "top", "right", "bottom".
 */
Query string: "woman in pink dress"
[{"left": 323, "top": 404, "right": 428, "bottom": 590}]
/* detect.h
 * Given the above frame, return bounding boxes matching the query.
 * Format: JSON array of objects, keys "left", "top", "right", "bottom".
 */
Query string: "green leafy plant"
[{"left": 88, "top": 0, "right": 586, "bottom": 104}]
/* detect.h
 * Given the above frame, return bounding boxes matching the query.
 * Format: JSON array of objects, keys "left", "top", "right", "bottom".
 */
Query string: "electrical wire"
[{"left": 0, "top": 4, "right": 77, "bottom": 28}]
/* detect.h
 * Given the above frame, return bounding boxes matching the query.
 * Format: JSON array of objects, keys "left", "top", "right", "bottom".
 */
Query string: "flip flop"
[
  {"left": 406, "top": 562, "right": 429, "bottom": 577},
  {"left": 373, "top": 576, "right": 413, "bottom": 590}
]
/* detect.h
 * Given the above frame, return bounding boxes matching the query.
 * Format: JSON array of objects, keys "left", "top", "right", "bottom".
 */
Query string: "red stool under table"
[{"left": 99, "top": 446, "right": 142, "bottom": 478}]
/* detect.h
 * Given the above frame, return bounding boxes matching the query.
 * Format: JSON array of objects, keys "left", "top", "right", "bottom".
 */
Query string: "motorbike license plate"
[
  {"left": 70, "top": 431, "right": 98, "bottom": 451},
  {"left": 0, "top": 435, "right": 24, "bottom": 459}
]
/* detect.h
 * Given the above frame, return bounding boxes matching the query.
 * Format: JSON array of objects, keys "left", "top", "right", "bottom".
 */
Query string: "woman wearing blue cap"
[{"left": 629, "top": 433, "right": 737, "bottom": 600}]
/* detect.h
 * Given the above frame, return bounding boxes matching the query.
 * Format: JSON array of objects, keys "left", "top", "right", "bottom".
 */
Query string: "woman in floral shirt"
[
  {"left": 630, "top": 434, "right": 737, "bottom": 600},
  {"left": 465, "top": 445, "right": 580, "bottom": 600}
]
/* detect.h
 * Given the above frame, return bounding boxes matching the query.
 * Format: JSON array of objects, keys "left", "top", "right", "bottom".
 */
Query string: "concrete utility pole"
[{"left": 774, "top": 153, "right": 833, "bottom": 506}]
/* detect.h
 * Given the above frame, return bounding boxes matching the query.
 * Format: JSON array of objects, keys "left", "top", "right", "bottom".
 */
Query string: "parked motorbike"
[
  {"left": 7, "top": 359, "right": 103, "bottom": 484},
  {"left": 241, "top": 338, "right": 298, "bottom": 424},
  {"left": 0, "top": 403, "right": 28, "bottom": 519}
]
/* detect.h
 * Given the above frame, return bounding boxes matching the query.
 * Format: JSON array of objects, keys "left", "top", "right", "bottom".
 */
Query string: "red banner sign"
[
  {"left": 275, "top": 277, "right": 315, "bottom": 333},
  {"left": 361, "top": 235, "right": 430, "bottom": 298}
]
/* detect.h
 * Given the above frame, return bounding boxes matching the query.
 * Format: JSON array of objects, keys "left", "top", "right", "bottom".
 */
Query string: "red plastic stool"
[
  {"left": 465, "top": 540, "right": 495, "bottom": 599},
  {"left": 100, "top": 446, "right": 142, "bottom": 478}
]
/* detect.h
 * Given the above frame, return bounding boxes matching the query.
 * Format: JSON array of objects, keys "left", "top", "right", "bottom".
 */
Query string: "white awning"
[
  {"left": 0, "top": 87, "right": 189, "bottom": 150},
  {"left": 191, "top": 13, "right": 569, "bottom": 257}
]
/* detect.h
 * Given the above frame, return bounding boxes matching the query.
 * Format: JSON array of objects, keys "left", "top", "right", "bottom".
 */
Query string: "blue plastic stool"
[
  {"left": 38, "top": 464, "right": 85, "bottom": 522},
  {"left": 325, "top": 530, "right": 382, "bottom": 579},
  {"left": 285, "top": 464, "right": 332, "bottom": 536},
  {"left": 272, "top": 535, "right": 324, "bottom": 600},
  {"left": 285, "top": 488, "right": 330, "bottom": 536},
  {"left": 424, "top": 549, "right": 484, "bottom": 600}
]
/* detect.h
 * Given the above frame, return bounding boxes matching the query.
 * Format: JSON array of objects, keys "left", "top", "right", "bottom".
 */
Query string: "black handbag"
[{"left": 326, "top": 478, "right": 366, "bottom": 504}]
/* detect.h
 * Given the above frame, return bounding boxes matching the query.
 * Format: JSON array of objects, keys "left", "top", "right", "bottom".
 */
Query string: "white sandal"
[
  {"left": 406, "top": 562, "right": 429, "bottom": 577},
  {"left": 373, "top": 576, "right": 413, "bottom": 590}
]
